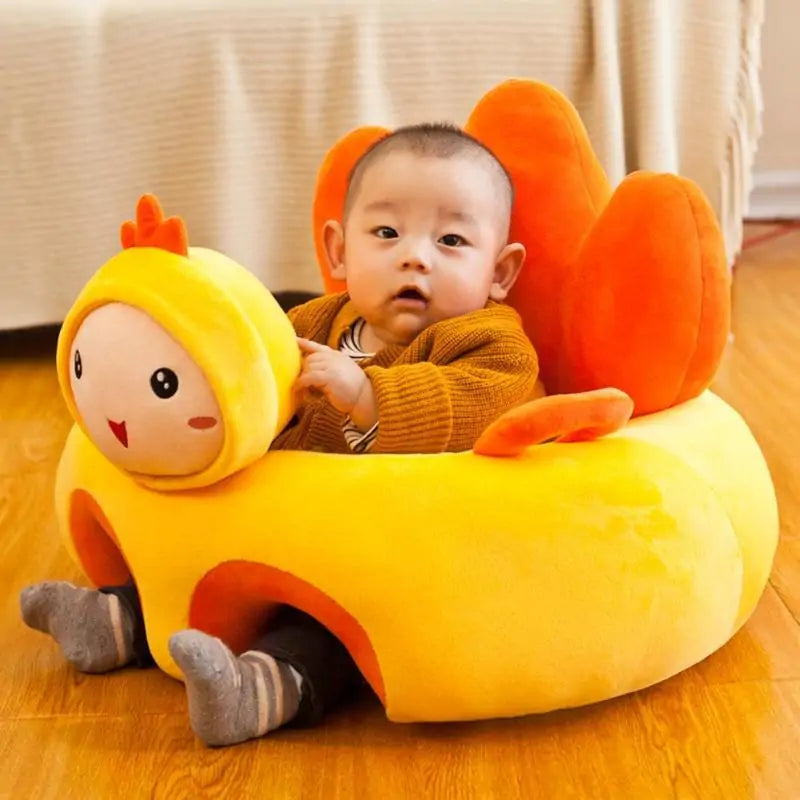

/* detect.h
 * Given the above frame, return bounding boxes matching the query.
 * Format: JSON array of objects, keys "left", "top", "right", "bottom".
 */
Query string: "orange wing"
[{"left": 474, "top": 388, "right": 634, "bottom": 457}]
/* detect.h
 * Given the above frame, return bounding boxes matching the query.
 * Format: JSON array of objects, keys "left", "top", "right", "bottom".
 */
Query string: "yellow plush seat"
[
  {"left": 43, "top": 80, "right": 778, "bottom": 724},
  {"left": 57, "top": 390, "right": 777, "bottom": 722}
]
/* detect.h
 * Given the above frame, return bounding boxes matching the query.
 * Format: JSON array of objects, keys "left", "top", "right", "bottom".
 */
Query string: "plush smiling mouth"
[{"left": 107, "top": 419, "right": 128, "bottom": 448}]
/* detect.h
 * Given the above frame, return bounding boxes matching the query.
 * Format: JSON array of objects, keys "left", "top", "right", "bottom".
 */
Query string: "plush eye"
[
  {"left": 150, "top": 367, "right": 179, "bottom": 399},
  {"left": 74, "top": 350, "right": 82, "bottom": 379}
]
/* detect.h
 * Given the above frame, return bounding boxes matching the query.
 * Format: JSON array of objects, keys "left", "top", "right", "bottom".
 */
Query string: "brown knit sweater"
[{"left": 270, "top": 293, "right": 540, "bottom": 454}]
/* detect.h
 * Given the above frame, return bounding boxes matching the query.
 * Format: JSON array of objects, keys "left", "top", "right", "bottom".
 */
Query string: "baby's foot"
[
  {"left": 169, "top": 630, "right": 302, "bottom": 747},
  {"left": 20, "top": 581, "right": 135, "bottom": 673}
]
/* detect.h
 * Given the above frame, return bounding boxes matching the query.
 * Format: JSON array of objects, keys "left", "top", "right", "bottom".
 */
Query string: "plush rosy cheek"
[{"left": 188, "top": 416, "right": 218, "bottom": 430}]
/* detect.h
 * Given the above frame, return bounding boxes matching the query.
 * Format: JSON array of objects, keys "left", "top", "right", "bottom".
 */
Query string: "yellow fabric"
[
  {"left": 621, "top": 393, "right": 779, "bottom": 628},
  {"left": 55, "top": 246, "right": 300, "bottom": 491},
  {"left": 54, "top": 390, "right": 778, "bottom": 722},
  {"left": 273, "top": 293, "right": 540, "bottom": 454}
]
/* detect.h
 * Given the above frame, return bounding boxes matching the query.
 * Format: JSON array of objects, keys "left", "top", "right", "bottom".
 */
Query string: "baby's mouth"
[
  {"left": 107, "top": 418, "right": 128, "bottom": 448},
  {"left": 393, "top": 287, "right": 429, "bottom": 306}
]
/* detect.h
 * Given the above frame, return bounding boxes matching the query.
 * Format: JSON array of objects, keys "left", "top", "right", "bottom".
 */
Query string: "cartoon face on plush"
[{"left": 68, "top": 302, "right": 224, "bottom": 476}]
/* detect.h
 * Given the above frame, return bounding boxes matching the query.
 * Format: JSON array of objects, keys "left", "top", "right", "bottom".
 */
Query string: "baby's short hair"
[{"left": 343, "top": 122, "right": 514, "bottom": 226}]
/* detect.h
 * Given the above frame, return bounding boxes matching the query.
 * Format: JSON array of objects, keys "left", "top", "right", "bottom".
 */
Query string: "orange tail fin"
[{"left": 474, "top": 388, "right": 634, "bottom": 457}]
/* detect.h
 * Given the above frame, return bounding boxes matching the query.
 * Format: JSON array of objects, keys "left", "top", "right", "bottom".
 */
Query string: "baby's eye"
[
  {"left": 150, "top": 367, "right": 179, "bottom": 399},
  {"left": 439, "top": 233, "right": 467, "bottom": 247},
  {"left": 73, "top": 350, "right": 83, "bottom": 380},
  {"left": 373, "top": 226, "right": 398, "bottom": 239}
]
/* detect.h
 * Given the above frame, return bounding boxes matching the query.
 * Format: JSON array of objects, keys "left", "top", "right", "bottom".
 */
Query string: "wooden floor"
[{"left": 2, "top": 225, "right": 800, "bottom": 799}]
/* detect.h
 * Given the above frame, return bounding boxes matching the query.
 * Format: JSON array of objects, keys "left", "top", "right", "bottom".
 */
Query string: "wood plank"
[
  {"left": 713, "top": 231, "right": 800, "bottom": 623},
  {"left": 2, "top": 678, "right": 799, "bottom": 799}
]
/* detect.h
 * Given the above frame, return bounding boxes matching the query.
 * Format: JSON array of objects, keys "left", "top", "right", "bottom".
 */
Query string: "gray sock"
[
  {"left": 20, "top": 581, "right": 135, "bottom": 673},
  {"left": 168, "top": 629, "right": 302, "bottom": 747}
]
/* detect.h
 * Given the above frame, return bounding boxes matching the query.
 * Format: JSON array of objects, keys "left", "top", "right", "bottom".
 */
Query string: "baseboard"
[{"left": 747, "top": 170, "right": 800, "bottom": 220}]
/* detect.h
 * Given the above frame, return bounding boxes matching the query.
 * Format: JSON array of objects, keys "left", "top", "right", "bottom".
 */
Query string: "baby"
[
  {"left": 273, "top": 122, "right": 538, "bottom": 455},
  {"left": 21, "top": 123, "right": 540, "bottom": 746}
]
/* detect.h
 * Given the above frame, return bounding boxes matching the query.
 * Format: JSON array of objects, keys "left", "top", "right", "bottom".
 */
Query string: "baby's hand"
[{"left": 295, "top": 338, "right": 377, "bottom": 428}]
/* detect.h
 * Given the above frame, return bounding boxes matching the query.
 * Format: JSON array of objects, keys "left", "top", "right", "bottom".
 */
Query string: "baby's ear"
[
  {"left": 322, "top": 220, "right": 346, "bottom": 281},
  {"left": 489, "top": 243, "right": 526, "bottom": 301}
]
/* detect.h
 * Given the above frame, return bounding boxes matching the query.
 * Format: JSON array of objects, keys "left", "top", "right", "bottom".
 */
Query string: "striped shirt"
[{"left": 340, "top": 318, "right": 379, "bottom": 453}]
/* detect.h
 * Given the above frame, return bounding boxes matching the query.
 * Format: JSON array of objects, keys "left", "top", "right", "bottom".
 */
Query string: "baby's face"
[
  {"left": 68, "top": 303, "right": 224, "bottom": 476},
  {"left": 341, "top": 152, "right": 509, "bottom": 345}
]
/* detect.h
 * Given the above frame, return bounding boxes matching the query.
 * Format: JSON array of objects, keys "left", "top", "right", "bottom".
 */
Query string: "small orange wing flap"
[{"left": 474, "top": 388, "right": 634, "bottom": 457}]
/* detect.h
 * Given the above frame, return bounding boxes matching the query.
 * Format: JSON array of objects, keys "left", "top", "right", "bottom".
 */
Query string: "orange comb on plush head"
[{"left": 120, "top": 194, "right": 189, "bottom": 256}]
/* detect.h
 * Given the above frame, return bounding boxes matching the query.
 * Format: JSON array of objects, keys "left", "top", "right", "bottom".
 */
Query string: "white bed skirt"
[{"left": 0, "top": 0, "right": 763, "bottom": 330}]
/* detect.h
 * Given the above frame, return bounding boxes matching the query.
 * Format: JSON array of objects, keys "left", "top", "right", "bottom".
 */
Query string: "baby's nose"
[{"left": 400, "top": 250, "right": 432, "bottom": 272}]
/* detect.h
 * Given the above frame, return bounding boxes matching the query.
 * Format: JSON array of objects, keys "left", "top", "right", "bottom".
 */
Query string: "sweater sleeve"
[
  {"left": 285, "top": 292, "right": 349, "bottom": 341},
  {"left": 286, "top": 299, "right": 321, "bottom": 339},
  {"left": 364, "top": 333, "right": 539, "bottom": 454}
]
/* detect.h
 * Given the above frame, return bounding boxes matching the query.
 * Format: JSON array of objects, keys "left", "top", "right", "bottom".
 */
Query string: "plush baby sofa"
[{"left": 39, "top": 80, "right": 778, "bottom": 724}]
